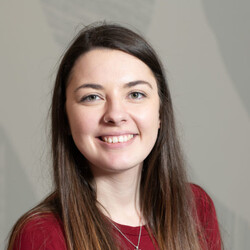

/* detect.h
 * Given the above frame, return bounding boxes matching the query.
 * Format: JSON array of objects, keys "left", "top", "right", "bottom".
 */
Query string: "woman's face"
[{"left": 66, "top": 48, "right": 160, "bottom": 175}]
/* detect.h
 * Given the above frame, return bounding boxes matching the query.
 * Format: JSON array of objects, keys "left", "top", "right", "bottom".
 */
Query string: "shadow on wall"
[
  {"left": 0, "top": 126, "right": 36, "bottom": 247},
  {"left": 39, "top": 0, "right": 155, "bottom": 48},
  {"left": 214, "top": 198, "right": 250, "bottom": 250},
  {"left": 201, "top": 0, "right": 250, "bottom": 116}
]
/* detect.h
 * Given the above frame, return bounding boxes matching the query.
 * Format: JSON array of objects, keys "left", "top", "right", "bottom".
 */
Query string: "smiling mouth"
[{"left": 99, "top": 134, "right": 135, "bottom": 144}]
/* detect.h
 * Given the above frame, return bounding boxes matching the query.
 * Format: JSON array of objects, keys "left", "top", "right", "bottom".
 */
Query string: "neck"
[{"left": 93, "top": 165, "right": 143, "bottom": 226}]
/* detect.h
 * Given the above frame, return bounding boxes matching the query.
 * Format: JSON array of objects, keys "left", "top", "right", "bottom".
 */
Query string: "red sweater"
[{"left": 12, "top": 184, "right": 221, "bottom": 249}]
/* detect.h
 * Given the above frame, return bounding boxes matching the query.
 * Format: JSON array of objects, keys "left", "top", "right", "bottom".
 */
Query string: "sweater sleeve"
[
  {"left": 13, "top": 213, "right": 67, "bottom": 250},
  {"left": 191, "top": 184, "right": 222, "bottom": 250}
]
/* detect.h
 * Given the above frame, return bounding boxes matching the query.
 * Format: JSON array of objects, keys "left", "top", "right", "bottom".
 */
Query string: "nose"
[{"left": 103, "top": 99, "right": 128, "bottom": 125}]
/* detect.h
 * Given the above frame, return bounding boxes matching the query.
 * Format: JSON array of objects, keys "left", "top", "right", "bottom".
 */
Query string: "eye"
[
  {"left": 80, "top": 94, "right": 101, "bottom": 102},
  {"left": 128, "top": 91, "right": 146, "bottom": 100}
]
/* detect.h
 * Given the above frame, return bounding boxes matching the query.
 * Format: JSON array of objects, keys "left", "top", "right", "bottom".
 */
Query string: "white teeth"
[{"left": 102, "top": 134, "right": 134, "bottom": 144}]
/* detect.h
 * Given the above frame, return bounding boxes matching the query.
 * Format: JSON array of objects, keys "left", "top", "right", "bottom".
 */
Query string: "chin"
[{"left": 91, "top": 160, "right": 142, "bottom": 174}]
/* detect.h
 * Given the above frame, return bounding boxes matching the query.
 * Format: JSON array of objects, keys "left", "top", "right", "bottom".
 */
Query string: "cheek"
[
  {"left": 135, "top": 106, "right": 160, "bottom": 135},
  {"left": 67, "top": 109, "right": 97, "bottom": 137}
]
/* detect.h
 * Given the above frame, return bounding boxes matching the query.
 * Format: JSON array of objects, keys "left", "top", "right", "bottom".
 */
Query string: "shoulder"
[
  {"left": 13, "top": 212, "right": 67, "bottom": 250},
  {"left": 190, "top": 184, "right": 222, "bottom": 249},
  {"left": 190, "top": 184, "right": 218, "bottom": 223},
  {"left": 191, "top": 184, "right": 214, "bottom": 209}
]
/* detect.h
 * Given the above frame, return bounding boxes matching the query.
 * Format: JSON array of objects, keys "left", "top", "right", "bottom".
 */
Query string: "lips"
[{"left": 100, "top": 134, "right": 135, "bottom": 144}]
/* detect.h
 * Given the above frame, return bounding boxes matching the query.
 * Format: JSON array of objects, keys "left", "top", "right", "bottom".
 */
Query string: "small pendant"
[{"left": 135, "top": 247, "right": 141, "bottom": 250}]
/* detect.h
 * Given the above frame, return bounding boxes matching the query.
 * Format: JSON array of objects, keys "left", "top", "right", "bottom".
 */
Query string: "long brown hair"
[{"left": 8, "top": 22, "right": 206, "bottom": 249}]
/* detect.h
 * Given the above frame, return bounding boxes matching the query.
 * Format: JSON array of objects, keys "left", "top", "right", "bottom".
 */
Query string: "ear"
[{"left": 158, "top": 118, "right": 161, "bottom": 129}]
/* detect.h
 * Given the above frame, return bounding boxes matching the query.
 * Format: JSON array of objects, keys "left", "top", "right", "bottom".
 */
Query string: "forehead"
[{"left": 69, "top": 48, "right": 157, "bottom": 89}]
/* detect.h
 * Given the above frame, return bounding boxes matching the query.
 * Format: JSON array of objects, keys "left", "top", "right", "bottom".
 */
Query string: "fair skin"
[{"left": 66, "top": 48, "right": 160, "bottom": 226}]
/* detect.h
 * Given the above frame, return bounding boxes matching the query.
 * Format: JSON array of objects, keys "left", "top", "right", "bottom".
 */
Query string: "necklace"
[{"left": 110, "top": 220, "right": 142, "bottom": 250}]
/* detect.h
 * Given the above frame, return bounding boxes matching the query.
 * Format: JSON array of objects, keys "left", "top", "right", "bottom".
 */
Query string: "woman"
[{"left": 7, "top": 23, "right": 221, "bottom": 250}]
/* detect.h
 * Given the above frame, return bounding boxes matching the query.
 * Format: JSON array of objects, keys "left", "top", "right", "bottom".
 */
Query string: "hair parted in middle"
[{"left": 50, "top": 22, "right": 205, "bottom": 250}]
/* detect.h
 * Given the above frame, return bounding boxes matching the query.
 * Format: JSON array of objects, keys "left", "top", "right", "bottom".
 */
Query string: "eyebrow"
[
  {"left": 74, "top": 83, "right": 104, "bottom": 92},
  {"left": 124, "top": 80, "right": 153, "bottom": 89},
  {"left": 74, "top": 80, "right": 153, "bottom": 92}
]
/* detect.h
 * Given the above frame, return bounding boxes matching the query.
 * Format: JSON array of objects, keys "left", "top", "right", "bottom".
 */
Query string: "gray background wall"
[{"left": 1, "top": 0, "right": 249, "bottom": 249}]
